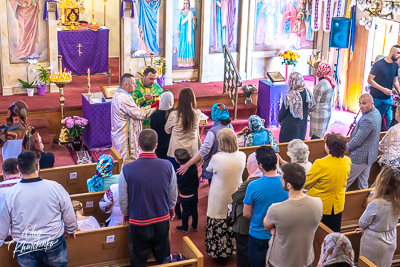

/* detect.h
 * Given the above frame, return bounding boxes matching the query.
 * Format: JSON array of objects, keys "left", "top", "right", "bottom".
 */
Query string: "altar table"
[
  {"left": 256, "top": 80, "right": 290, "bottom": 127},
  {"left": 82, "top": 94, "right": 112, "bottom": 150},
  {"left": 58, "top": 29, "right": 109, "bottom": 75}
]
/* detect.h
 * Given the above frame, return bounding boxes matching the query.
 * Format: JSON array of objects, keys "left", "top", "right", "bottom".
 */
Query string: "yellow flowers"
[{"left": 279, "top": 50, "right": 300, "bottom": 66}]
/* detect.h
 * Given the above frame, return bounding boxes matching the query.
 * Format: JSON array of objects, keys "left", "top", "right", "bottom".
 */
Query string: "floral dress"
[{"left": 244, "top": 115, "right": 279, "bottom": 152}]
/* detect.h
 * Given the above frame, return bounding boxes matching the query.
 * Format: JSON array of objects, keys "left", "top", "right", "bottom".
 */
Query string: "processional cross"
[{"left": 77, "top": 44, "right": 83, "bottom": 56}]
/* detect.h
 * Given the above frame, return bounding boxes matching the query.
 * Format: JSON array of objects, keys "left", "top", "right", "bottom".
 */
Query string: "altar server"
[
  {"left": 111, "top": 73, "right": 155, "bottom": 164},
  {"left": 132, "top": 67, "right": 163, "bottom": 128}
]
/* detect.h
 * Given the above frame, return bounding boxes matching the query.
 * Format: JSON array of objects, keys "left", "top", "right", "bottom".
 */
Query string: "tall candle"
[{"left": 87, "top": 68, "right": 90, "bottom": 79}]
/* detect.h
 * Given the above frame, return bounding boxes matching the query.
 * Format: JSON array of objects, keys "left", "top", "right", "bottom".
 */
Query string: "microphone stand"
[{"left": 347, "top": 110, "right": 361, "bottom": 136}]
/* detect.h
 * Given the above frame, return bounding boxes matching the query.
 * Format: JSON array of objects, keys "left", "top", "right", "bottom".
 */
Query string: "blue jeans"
[
  {"left": 248, "top": 235, "right": 269, "bottom": 267},
  {"left": 15, "top": 235, "right": 68, "bottom": 267},
  {"left": 374, "top": 97, "right": 393, "bottom": 130},
  {"left": 180, "top": 193, "right": 198, "bottom": 230}
]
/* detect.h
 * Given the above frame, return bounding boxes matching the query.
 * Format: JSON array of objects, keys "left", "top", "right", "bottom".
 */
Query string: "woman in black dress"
[{"left": 278, "top": 72, "right": 315, "bottom": 143}]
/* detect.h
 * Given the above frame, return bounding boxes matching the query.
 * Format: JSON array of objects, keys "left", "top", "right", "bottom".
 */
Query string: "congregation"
[{"left": 3, "top": 47, "right": 400, "bottom": 267}]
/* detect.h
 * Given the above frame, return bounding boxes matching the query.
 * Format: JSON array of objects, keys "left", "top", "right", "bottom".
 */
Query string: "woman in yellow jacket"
[{"left": 303, "top": 133, "right": 351, "bottom": 232}]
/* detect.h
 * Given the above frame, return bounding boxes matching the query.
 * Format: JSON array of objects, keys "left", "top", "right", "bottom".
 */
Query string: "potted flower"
[
  {"left": 64, "top": 116, "right": 89, "bottom": 151},
  {"left": 154, "top": 58, "right": 167, "bottom": 87},
  {"left": 34, "top": 64, "right": 52, "bottom": 95},
  {"left": 241, "top": 85, "right": 257, "bottom": 105},
  {"left": 18, "top": 79, "right": 36, "bottom": 97},
  {"left": 279, "top": 50, "right": 300, "bottom": 81}
]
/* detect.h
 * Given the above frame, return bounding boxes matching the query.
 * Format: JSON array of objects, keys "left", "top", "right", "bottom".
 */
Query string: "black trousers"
[
  {"left": 180, "top": 193, "right": 198, "bottom": 230},
  {"left": 129, "top": 220, "right": 170, "bottom": 267},
  {"left": 235, "top": 232, "right": 250, "bottom": 267},
  {"left": 321, "top": 207, "right": 343, "bottom": 232}
]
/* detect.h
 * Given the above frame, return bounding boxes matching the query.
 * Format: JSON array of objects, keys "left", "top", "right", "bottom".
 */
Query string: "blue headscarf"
[
  {"left": 211, "top": 103, "right": 230, "bottom": 125},
  {"left": 248, "top": 115, "right": 265, "bottom": 132},
  {"left": 87, "top": 154, "right": 114, "bottom": 192}
]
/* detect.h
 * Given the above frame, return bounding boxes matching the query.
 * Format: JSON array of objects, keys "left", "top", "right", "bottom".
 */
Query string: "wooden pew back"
[
  {"left": 0, "top": 147, "right": 123, "bottom": 195},
  {"left": 70, "top": 191, "right": 109, "bottom": 225},
  {"left": 359, "top": 256, "right": 378, "bottom": 267},
  {"left": 341, "top": 189, "right": 372, "bottom": 232}
]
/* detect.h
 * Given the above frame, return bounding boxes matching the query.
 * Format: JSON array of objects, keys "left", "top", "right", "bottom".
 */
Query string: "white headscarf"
[
  {"left": 159, "top": 91, "right": 174, "bottom": 111},
  {"left": 247, "top": 152, "right": 263, "bottom": 179}
]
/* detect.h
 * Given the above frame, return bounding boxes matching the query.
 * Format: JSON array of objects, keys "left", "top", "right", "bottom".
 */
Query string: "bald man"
[
  {"left": 346, "top": 94, "right": 381, "bottom": 190},
  {"left": 368, "top": 45, "right": 400, "bottom": 130}
]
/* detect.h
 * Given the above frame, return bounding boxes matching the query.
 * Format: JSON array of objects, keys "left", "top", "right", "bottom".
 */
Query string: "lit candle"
[{"left": 64, "top": 68, "right": 66, "bottom": 74}]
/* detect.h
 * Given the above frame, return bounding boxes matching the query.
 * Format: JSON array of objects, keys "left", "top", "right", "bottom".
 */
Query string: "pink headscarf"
[
  {"left": 247, "top": 152, "right": 263, "bottom": 179},
  {"left": 316, "top": 62, "right": 336, "bottom": 89}
]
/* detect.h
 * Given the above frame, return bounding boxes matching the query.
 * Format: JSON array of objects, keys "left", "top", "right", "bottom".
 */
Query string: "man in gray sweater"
[{"left": 0, "top": 151, "right": 77, "bottom": 266}]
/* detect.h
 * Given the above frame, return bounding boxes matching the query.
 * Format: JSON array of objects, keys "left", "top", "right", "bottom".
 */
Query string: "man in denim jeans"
[
  {"left": 0, "top": 151, "right": 77, "bottom": 267},
  {"left": 368, "top": 45, "right": 400, "bottom": 130}
]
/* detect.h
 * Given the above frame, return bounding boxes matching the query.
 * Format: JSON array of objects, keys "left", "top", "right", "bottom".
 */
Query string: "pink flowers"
[{"left": 64, "top": 116, "right": 89, "bottom": 139}]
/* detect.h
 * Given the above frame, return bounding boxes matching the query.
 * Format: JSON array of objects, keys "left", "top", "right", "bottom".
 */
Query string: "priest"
[
  {"left": 112, "top": 73, "right": 155, "bottom": 164},
  {"left": 131, "top": 67, "right": 163, "bottom": 128}
]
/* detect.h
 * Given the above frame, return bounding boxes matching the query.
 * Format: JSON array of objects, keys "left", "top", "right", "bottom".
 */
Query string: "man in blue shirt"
[
  {"left": 368, "top": 45, "right": 400, "bottom": 130},
  {"left": 243, "top": 146, "right": 288, "bottom": 267}
]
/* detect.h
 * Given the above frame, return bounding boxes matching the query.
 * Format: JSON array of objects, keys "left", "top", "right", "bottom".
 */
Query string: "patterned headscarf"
[
  {"left": 316, "top": 62, "right": 336, "bottom": 89},
  {"left": 211, "top": 103, "right": 230, "bottom": 125},
  {"left": 317, "top": 233, "right": 355, "bottom": 267},
  {"left": 248, "top": 115, "right": 265, "bottom": 132},
  {"left": 87, "top": 154, "right": 114, "bottom": 192},
  {"left": 159, "top": 91, "right": 174, "bottom": 111},
  {"left": 284, "top": 72, "right": 315, "bottom": 119},
  {"left": 7, "top": 101, "right": 28, "bottom": 126}
]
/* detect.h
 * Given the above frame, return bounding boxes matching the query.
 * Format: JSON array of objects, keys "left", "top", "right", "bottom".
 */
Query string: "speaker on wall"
[{"left": 329, "top": 17, "right": 352, "bottom": 49}]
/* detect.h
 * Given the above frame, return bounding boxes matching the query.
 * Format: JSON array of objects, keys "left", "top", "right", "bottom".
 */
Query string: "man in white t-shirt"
[
  {"left": 0, "top": 158, "right": 21, "bottom": 200},
  {"left": 264, "top": 163, "right": 323, "bottom": 267}
]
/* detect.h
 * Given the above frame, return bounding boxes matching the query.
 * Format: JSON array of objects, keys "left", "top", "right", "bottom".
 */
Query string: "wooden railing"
[{"left": 223, "top": 45, "right": 242, "bottom": 120}]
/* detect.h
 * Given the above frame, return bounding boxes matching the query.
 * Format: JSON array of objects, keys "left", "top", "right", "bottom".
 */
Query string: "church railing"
[{"left": 223, "top": 45, "right": 242, "bottom": 120}]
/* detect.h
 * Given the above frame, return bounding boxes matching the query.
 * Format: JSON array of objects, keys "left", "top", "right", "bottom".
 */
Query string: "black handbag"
[{"left": 226, "top": 202, "right": 237, "bottom": 226}]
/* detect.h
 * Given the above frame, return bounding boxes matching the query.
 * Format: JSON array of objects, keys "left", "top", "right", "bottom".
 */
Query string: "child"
[
  {"left": 72, "top": 200, "right": 101, "bottom": 231},
  {"left": 174, "top": 148, "right": 199, "bottom": 233}
]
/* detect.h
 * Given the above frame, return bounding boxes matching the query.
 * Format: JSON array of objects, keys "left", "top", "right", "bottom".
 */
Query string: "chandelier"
[{"left": 350, "top": 0, "right": 400, "bottom": 30}]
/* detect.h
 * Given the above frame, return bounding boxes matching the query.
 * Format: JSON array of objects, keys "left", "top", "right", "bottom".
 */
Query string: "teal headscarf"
[
  {"left": 87, "top": 154, "right": 114, "bottom": 192},
  {"left": 248, "top": 115, "right": 265, "bottom": 132},
  {"left": 211, "top": 103, "right": 230, "bottom": 125}
]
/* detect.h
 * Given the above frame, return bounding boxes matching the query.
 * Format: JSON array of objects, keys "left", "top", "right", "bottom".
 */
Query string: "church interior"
[{"left": 1, "top": 0, "right": 400, "bottom": 266}]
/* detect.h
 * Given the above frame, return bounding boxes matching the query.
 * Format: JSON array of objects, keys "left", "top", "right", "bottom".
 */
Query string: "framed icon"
[
  {"left": 47, "top": 1, "right": 57, "bottom": 12},
  {"left": 266, "top": 72, "right": 285, "bottom": 83},
  {"left": 101, "top": 84, "right": 119, "bottom": 99}
]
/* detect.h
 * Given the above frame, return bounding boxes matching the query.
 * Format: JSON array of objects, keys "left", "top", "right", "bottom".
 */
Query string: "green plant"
[
  {"left": 155, "top": 58, "right": 167, "bottom": 76},
  {"left": 18, "top": 79, "right": 36, "bottom": 89},
  {"left": 35, "top": 64, "right": 50, "bottom": 85}
]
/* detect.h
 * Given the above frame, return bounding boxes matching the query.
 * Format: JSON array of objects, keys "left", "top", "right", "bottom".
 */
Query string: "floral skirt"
[{"left": 205, "top": 217, "right": 236, "bottom": 258}]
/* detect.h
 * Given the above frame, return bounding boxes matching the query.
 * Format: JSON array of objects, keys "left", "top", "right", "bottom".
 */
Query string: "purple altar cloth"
[
  {"left": 82, "top": 95, "right": 112, "bottom": 150},
  {"left": 58, "top": 29, "right": 109, "bottom": 75},
  {"left": 257, "top": 80, "right": 290, "bottom": 127}
]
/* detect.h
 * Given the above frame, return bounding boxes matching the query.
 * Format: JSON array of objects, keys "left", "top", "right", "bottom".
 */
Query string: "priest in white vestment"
[{"left": 111, "top": 74, "right": 155, "bottom": 164}]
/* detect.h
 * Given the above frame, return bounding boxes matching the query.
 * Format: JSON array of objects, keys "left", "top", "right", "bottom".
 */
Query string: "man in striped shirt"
[{"left": 0, "top": 158, "right": 21, "bottom": 200}]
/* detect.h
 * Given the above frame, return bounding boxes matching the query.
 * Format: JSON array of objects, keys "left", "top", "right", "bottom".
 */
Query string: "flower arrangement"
[
  {"left": 241, "top": 85, "right": 257, "bottom": 97},
  {"left": 279, "top": 50, "right": 300, "bottom": 66},
  {"left": 137, "top": 57, "right": 167, "bottom": 78},
  {"left": 64, "top": 116, "right": 89, "bottom": 139},
  {"left": 33, "top": 64, "right": 53, "bottom": 86}
]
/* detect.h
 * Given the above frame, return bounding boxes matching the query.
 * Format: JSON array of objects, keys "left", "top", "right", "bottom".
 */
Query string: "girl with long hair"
[{"left": 357, "top": 166, "right": 400, "bottom": 267}]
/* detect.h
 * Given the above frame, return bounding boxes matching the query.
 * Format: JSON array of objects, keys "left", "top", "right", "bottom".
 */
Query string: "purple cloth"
[
  {"left": 82, "top": 95, "right": 112, "bottom": 150},
  {"left": 57, "top": 29, "right": 109, "bottom": 75},
  {"left": 257, "top": 80, "right": 290, "bottom": 127}
]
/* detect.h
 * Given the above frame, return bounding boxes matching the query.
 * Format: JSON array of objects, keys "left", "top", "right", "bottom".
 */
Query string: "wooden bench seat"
[
  {"left": 2, "top": 224, "right": 202, "bottom": 267},
  {"left": 341, "top": 189, "right": 372, "bottom": 233},
  {"left": 0, "top": 147, "right": 123, "bottom": 195},
  {"left": 70, "top": 191, "right": 109, "bottom": 225},
  {"left": 359, "top": 256, "right": 377, "bottom": 267}
]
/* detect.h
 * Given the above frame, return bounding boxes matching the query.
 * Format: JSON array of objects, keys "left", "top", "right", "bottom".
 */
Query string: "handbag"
[
  {"left": 162, "top": 252, "right": 186, "bottom": 263},
  {"left": 226, "top": 202, "right": 237, "bottom": 226}
]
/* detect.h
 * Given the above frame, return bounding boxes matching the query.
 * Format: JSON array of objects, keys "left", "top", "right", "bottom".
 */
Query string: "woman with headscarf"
[
  {"left": 150, "top": 90, "right": 175, "bottom": 159},
  {"left": 177, "top": 103, "right": 233, "bottom": 186},
  {"left": 87, "top": 154, "right": 119, "bottom": 192},
  {"left": 231, "top": 152, "right": 263, "bottom": 267},
  {"left": 238, "top": 115, "right": 279, "bottom": 152},
  {"left": 278, "top": 72, "right": 315, "bottom": 143},
  {"left": 316, "top": 233, "right": 355, "bottom": 267},
  {"left": 0, "top": 101, "right": 54, "bottom": 169},
  {"left": 309, "top": 62, "right": 336, "bottom": 139}
]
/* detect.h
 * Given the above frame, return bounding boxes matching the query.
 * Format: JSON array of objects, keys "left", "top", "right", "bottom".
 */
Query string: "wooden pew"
[
  {"left": 344, "top": 223, "right": 400, "bottom": 266},
  {"left": 239, "top": 132, "right": 386, "bottom": 186},
  {"left": 0, "top": 147, "right": 123, "bottom": 195},
  {"left": 2, "top": 227, "right": 202, "bottom": 267},
  {"left": 341, "top": 189, "right": 372, "bottom": 232},
  {"left": 359, "top": 256, "right": 377, "bottom": 267},
  {"left": 312, "top": 222, "right": 333, "bottom": 267},
  {"left": 70, "top": 191, "right": 109, "bottom": 225}
]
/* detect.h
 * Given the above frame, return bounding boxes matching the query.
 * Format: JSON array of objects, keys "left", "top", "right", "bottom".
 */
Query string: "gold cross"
[{"left": 77, "top": 43, "right": 82, "bottom": 56}]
